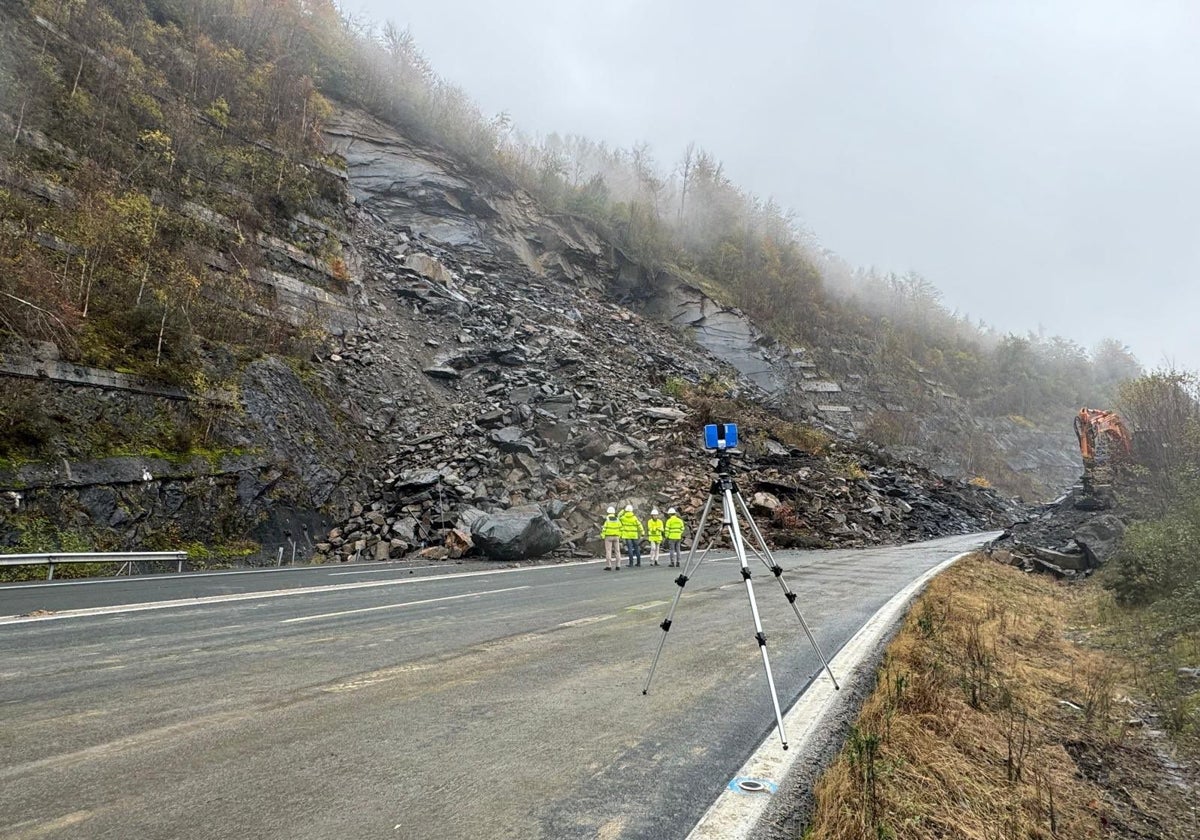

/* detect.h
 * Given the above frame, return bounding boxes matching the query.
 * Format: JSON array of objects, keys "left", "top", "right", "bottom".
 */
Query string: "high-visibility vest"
[
  {"left": 600, "top": 515, "right": 622, "bottom": 538},
  {"left": 647, "top": 518, "right": 664, "bottom": 542},
  {"left": 665, "top": 515, "right": 685, "bottom": 540},
  {"left": 619, "top": 511, "right": 643, "bottom": 539}
]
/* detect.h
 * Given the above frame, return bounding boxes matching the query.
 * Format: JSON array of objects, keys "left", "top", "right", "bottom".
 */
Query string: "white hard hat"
[
  {"left": 651, "top": 509, "right": 659, "bottom": 516},
  {"left": 624, "top": 504, "right": 633, "bottom": 512},
  {"left": 607, "top": 506, "right": 616, "bottom": 514},
  {"left": 667, "top": 508, "right": 676, "bottom": 514}
]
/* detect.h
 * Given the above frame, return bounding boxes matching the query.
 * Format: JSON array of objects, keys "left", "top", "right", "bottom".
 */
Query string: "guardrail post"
[{"left": 47, "top": 559, "right": 54, "bottom": 580}]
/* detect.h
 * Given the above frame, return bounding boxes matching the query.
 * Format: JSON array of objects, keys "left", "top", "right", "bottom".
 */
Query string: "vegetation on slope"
[
  {"left": 0, "top": 0, "right": 347, "bottom": 382},
  {"left": 801, "top": 556, "right": 1197, "bottom": 840},
  {"left": 0, "top": 0, "right": 1140, "bottom": 424},
  {"left": 801, "top": 370, "right": 1199, "bottom": 838}
]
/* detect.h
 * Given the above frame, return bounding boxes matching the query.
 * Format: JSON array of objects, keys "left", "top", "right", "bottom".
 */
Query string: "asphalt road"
[{"left": 0, "top": 533, "right": 993, "bottom": 840}]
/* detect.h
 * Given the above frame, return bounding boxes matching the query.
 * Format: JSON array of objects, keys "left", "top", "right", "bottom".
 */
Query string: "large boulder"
[
  {"left": 1074, "top": 514, "right": 1126, "bottom": 568},
  {"left": 470, "top": 504, "right": 562, "bottom": 561}
]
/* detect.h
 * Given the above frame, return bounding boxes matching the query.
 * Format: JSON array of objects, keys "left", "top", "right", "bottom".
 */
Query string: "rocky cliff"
[{"left": 1, "top": 103, "right": 1037, "bottom": 564}]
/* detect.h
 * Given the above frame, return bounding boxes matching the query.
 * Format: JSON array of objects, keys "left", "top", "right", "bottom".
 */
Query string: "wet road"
[{"left": 0, "top": 533, "right": 994, "bottom": 840}]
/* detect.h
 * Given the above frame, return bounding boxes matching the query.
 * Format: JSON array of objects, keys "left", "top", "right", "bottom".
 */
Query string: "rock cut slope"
[{"left": 302, "top": 109, "right": 1021, "bottom": 563}]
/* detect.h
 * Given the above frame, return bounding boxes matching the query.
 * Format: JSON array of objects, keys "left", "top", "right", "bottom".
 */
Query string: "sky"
[{"left": 352, "top": 0, "right": 1200, "bottom": 371}]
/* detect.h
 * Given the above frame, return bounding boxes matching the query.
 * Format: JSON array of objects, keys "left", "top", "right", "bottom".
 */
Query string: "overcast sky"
[{"left": 353, "top": 0, "right": 1199, "bottom": 371}]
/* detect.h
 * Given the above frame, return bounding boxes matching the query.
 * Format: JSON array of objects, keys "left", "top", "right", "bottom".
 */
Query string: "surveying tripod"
[{"left": 642, "top": 452, "right": 839, "bottom": 750}]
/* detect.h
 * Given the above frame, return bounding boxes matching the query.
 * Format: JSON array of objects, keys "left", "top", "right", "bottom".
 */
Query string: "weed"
[{"left": 914, "top": 596, "right": 949, "bottom": 638}]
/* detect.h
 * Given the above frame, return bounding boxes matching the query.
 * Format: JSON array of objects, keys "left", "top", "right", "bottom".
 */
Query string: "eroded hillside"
[{"left": 0, "top": 0, "right": 1099, "bottom": 562}]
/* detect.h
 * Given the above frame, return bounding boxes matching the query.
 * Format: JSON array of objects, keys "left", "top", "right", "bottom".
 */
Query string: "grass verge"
[{"left": 799, "top": 554, "right": 1198, "bottom": 839}]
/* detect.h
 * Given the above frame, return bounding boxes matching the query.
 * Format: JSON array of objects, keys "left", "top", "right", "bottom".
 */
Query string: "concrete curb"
[{"left": 685, "top": 548, "right": 977, "bottom": 840}]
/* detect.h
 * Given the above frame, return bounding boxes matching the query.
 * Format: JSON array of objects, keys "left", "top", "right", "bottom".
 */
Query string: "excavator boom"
[{"left": 1074, "top": 407, "right": 1132, "bottom": 466}]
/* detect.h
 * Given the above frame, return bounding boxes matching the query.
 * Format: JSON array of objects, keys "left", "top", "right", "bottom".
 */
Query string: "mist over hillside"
[
  {"left": 0, "top": 0, "right": 1157, "bottom": 561},
  {"left": 358, "top": 0, "right": 1199, "bottom": 374}
]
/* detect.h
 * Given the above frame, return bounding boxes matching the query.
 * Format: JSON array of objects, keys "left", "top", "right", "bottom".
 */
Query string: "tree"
[
  {"left": 1118, "top": 369, "right": 1200, "bottom": 501},
  {"left": 1093, "top": 338, "right": 1143, "bottom": 396},
  {"left": 676, "top": 141, "right": 695, "bottom": 227}
]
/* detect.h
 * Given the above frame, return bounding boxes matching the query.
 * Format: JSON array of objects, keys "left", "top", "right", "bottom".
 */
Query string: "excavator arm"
[{"left": 1075, "top": 408, "right": 1132, "bottom": 465}]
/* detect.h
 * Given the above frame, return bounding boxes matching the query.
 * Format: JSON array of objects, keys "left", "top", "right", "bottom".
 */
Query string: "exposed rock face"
[
  {"left": 324, "top": 109, "right": 611, "bottom": 286},
  {"left": 645, "top": 279, "right": 787, "bottom": 395},
  {"left": 1, "top": 105, "right": 1035, "bottom": 563},
  {"left": 0, "top": 353, "right": 375, "bottom": 558},
  {"left": 325, "top": 107, "right": 1079, "bottom": 502}
]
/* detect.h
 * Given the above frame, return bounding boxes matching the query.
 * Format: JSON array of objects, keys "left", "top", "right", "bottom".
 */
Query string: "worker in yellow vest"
[
  {"left": 664, "top": 507, "right": 687, "bottom": 567},
  {"left": 646, "top": 509, "right": 664, "bottom": 566},
  {"left": 599, "top": 506, "right": 623, "bottom": 571},
  {"left": 619, "top": 504, "right": 644, "bottom": 567}
]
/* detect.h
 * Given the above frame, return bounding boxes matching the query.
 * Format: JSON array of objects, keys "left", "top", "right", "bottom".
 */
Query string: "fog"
[{"left": 353, "top": 0, "right": 1200, "bottom": 370}]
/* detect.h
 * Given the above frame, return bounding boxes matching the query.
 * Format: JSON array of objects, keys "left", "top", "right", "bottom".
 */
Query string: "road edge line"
[{"left": 685, "top": 547, "right": 979, "bottom": 840}]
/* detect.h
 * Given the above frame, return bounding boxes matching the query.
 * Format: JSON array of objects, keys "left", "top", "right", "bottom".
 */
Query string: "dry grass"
[{"left": 803, "top": 554, "right": 1196, "bottom": 840}]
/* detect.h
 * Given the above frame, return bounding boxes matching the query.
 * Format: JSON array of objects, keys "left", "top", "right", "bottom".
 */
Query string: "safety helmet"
[
  {"left": 607, "top": 506, "right": 616, "bottom": 514},
  {"left": 624, "top": 504, "right": 633, "bottom": 512},
  {"left": 667, "top": 507, "right": 677, "bottom": 514},
  {"left": 651, "top": 508, "right": 660, "bottom": 516}
]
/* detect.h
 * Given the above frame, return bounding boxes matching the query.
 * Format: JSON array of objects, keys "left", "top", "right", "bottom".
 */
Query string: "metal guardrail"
[{"left": 0, "top": 551, "right": 188, "bottom": 580}]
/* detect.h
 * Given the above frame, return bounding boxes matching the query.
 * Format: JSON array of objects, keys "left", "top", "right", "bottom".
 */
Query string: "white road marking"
[
  {"left": 281, "top": 586, "right": 529, "bottom": 624},
  {"left": 626, "top": 600, "right": 670, "bottom": 611},
  {"left": 1, "top": 565, "right": 345, "bottom": 590},
  {"left": 327, "top": 566, "right": 439, "bottom": 576},
  {"left": 0, "top": 563, "right": 574, "bottom": 624},
  {"left": 685, "top": 545, "right": 990, "bottom": 840},
  {"left": 558, "top": 615, "right": 616, "bottom": 628}
]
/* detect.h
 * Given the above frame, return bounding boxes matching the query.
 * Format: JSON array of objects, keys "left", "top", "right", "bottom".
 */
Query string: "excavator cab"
[
  {"left": 1074, "top": 408, "right": 1133, "bottom": 467},
  {"left": 1074, "top": 408, "right": 1133, "bottom": 504}
]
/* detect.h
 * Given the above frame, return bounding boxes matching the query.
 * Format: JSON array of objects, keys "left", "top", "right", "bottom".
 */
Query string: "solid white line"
[
  {"left": 327, "top": 566, "right": 439, "bottom": 576},
  {"left": 281, "top": 586, "right": 529, "bottom": 623},
  {"left": 1, "top": 564, "right": 347, "bottom": 590},
  {"left": 0, "top": 563, "right": 573, "bottom": 625},
  {"left": 686, "top": 539, "right": 997, "bottom": 840}
]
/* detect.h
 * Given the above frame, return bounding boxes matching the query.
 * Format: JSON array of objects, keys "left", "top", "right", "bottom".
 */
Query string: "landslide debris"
[
  {"left": 309, "top": 215, "right": 1020, "bottom": 564},
  {"left": 987, "top": 484, "right": 1127, "bottom": 577}
]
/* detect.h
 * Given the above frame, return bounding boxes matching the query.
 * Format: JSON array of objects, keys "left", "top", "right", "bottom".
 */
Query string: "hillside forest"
[{"left": 0, "top": 0, "right": 1143, "bottom": 420}]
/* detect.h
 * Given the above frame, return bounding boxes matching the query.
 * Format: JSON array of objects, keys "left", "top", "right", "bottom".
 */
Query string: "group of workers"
[{"left": 599, "top": 505, "right": 687, "bottom": 571}]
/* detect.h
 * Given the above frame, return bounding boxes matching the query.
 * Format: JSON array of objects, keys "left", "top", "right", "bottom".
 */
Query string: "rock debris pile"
[
  {"left": 986, "top": 483, "right": 1127, "bottom": 577},
  {"left": 311, "top": 218, "right": 1019, "bottom": 564}
]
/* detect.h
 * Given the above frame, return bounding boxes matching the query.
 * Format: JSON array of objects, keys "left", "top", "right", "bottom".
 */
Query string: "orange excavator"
[{"left": 1074, "top": 408, "right": 1133, "bottom": 475}]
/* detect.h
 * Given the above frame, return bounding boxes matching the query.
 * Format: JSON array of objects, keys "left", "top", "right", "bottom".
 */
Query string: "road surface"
[{"left": 0, "top": 533, "right": 993, "bottom": 839}]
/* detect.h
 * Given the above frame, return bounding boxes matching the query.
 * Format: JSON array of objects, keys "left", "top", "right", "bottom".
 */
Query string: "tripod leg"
[
  {"left": 724, "top": 488, "right": 789, "bottom": 750},
  {"left": 642, "top": 493, "right": 716, "bottom": 696},
  {"left": 735, "top": 491, "right": 840, "bottom": 691}
]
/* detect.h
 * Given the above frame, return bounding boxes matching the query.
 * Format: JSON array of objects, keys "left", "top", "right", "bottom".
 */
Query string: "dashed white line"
[
  {"left": 0, "top": 564, "right": 565, "bottom": 624},
  {"left": 281, "top": 586, "right": 530, "bottom": 624},
  {"left": 558, "top": 615, "right": 616, "bottom": 628}
]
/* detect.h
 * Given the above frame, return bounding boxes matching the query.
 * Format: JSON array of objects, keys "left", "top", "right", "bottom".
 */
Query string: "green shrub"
[
  {"left": 1106, "top": 493, "right": 1200, "bottom": 607},
  {"left": 0, "top": 398, "right": 55, "bottom": 459}
]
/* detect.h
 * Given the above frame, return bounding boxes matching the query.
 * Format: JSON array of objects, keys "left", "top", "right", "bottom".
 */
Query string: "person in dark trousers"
[
  {"left": 619, "top": 504, "right": 644, "bottom": 567},
  {"left": 664, "top": 507, "right": 686, "bottom": 567}
]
